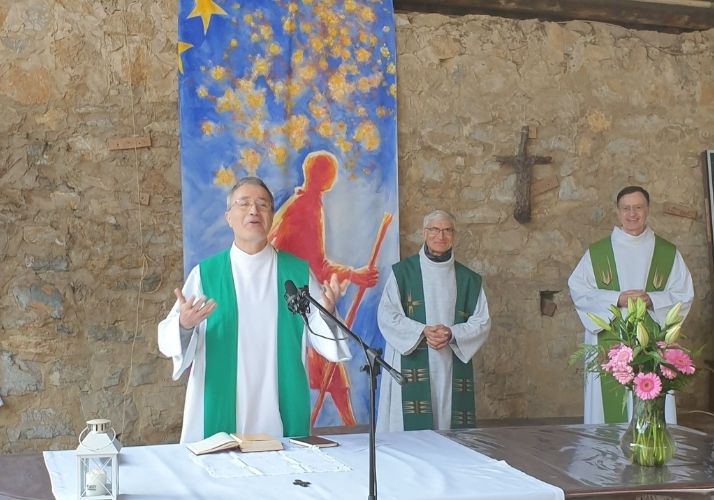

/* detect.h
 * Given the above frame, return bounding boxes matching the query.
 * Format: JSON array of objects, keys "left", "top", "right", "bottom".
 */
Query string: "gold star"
[
  {"left": 405, "top": 291, "right": 422, "bottom": 317},
  {"left": 178, "top": 41, "right": 193, "bottom": 74},
  {"left": 188, "top": 0, "right": 228, "bottom": 34}
]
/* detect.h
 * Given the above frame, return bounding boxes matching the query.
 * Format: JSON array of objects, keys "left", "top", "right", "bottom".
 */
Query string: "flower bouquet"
[{"left": 571, "top": 298, "right": 697, "bottom": 466}]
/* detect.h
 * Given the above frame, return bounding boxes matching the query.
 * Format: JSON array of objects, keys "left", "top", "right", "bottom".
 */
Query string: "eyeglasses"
[
  {"left": 618, "top": 204, "right": 647, "bottom": 213},
  {"left": 425, "top": 227, "right": 454, "bottom": 236},
  {"left": 230, "top": 198, "right": 272, "bottom": 212}
]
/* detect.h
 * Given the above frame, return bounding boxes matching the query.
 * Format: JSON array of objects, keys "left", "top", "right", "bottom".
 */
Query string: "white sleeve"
[
  {"left": 449, "top": 286, "right": 491, "bottom": 363},
  {"left": 649, "top": 250, "right": 694, "bottom": 325},
  {"left": 157, "top": 266, "right": 205, "bottom": 380},
  {"left": 567, "top": 250, "right": 621, "bottom": 333},
  {"left": 303, "top": 271, "right": 351, "bottom": 362},
  {"left": 376, "top": 271, "right": 425, "bottom": 355}
]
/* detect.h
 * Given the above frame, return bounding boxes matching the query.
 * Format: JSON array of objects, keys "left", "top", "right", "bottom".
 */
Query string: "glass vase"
[{"left": 620, "top": 396, "right": 675, "bottom": 466}]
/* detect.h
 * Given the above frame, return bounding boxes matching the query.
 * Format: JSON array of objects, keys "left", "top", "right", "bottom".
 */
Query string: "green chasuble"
[
  {"left": 199, "top": 249, "right": 309, "bottom": 438},
  {"left": 392, "top": 254, "right": 481, "bottom": 431},
  {"left": 589, "top": 234, "right": 675, "bottom": 423}
]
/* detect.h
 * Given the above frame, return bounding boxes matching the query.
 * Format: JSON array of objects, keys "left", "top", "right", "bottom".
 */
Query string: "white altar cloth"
[{"left": 44, "top": 430, "right": 564, "bottom": 500}]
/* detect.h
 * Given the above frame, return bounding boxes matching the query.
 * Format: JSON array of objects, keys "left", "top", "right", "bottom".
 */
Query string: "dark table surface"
[{"left": 1, "top": 424, "right": 713, "bottom": 500}]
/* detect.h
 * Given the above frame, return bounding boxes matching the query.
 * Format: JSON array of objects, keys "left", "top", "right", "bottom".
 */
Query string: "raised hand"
[
  {"left": 174, "top": 288, "right": 217, "bottom": 329},
  {"left": 320, "top": 274, "right": 348, "bottom": 314}
]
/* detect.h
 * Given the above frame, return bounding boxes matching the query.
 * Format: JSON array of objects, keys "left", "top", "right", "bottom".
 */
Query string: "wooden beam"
[{"left": 393, "top": 0, "right": 714, "bottom": 32}]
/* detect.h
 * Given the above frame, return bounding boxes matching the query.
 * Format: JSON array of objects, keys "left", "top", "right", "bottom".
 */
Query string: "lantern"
[{"left": 76, "top": 419, "right": 121, "bottom": 500}]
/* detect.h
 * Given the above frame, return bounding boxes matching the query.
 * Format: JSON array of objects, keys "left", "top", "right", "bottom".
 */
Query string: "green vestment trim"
[
  {"left": 199, "top": 249, "right": 310, "bottom": 438},
  {"left": 589, "top": 234, "right": 676, "bottom": 423},
  {"left": 392, "top": 254, "right": 481, "bottom": 430}
]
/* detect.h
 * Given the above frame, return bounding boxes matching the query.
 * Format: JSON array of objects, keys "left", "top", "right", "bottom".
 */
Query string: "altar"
[{"left": 2, "top": 424, "right": 713, "bottom": 500}]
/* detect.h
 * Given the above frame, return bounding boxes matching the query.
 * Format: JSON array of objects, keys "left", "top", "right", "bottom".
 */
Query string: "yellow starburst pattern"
[
  {"left": 298, "top": 65, "right": 316, "bottom": 82},
  {"left": 344, "top": 0, "right": 357, "bottom": 12},
  {"left": 355, "top": 48, "right": 371, "bottom": 63},
  {"left": 240, "top": 148, "right": 261, "bottom": 172},
  {"left": 356, "top": 106, "right": 366, "bottom": 117},
  {"left": 291, "top": 50, "right": 304, "bottom": 65},
  {"left": 196, "top": 85, "right": 208, "bottom": 97},
  {"left": 229, "top": 38, "right": 238, "bottom": 48},
  {"left": 201, "top": 121, "right": 216, "bottom": 135},
  {"left": 354, "top": 120, "right": 380, "bottom": 151},
  {"left": 309, "top": 99, "right": 328, "bottom": 121},
  {"left": 284, "top": 114, "right": 309, "bottom": 150},
  {"left": 213, "top": 167, "right": 236, "bottom": 187},
  {"left": 253, "top": 56, "right": 269, "bottom": 76},
  {"left": 246, "top": 90, "right": 265, "bottom": 109},
  {"left": 243, "top": 14, "right": 254, "bottom": 26},
  {"left": 283, "top": 18, "right": 296, "bottom": 33},
  {"left": 210, "top": 65, "right": 227, "bottom": 80},
  {"left": 309, "top": 36, "right": 324, "bottom": 52},
  {"left": 380, "top": 45, "right": 390, "bottom": 58},
  {"left": 269, "top": 145, "right": 287, "bottom": 166},
  {"left": 250, "top": 32, "right": 260, "bottom": 43},
  {"left": 360, "top": 6, "right": 376, "bottom": 23},
  {"left": 357, "top": 77, "right": 371, "bottom": 93},
  {"left": 245, "top": 120, "right": 265, "bottom": 142},
  {"left": 260, "top": 24, "right": 273, "bottom": 40},
  {"left": 335, "top": 136, "right": 353, "bottom": 153},
  {"left": 216, "top": 89, "right": 242, "bottom": 113},
  {"left": 328, "top": 72, "right": 353, "bottom": 102},
  {"left": 300, "top": 22, "right": 313, "bottom": 34},
  {"left": 287, "top": 2, "right": 298, "bottom": 13},
  {"left": 187, "top": 0, "right": 228, "bottom": 34},
  {"left": 389, "top": 83, "right": 397, "bottom": 97},
  {"left": 286, "top": 80, "right": 305, "bottom": 100},
  {"left": 317, "top": 120, "right": 333, "bottom": 137},
  {"left": 386, "top": 62, "right": 396, "bottom": 74},
  {"left": 268, "top": 42, "right": 281, "bottom": 55}
]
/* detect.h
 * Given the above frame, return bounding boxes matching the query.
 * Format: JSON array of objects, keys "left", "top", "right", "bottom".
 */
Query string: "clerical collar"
[{"left": 423, "top": 244, "right": 452, "bottom": 262}]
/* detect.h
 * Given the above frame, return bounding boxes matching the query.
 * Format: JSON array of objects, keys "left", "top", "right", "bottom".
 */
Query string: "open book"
[{"left": 187, "top": 432, "right": 283, "bottom": 455}]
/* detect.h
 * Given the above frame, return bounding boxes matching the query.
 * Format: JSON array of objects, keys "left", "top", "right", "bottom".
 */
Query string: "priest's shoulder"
[
  {"left": 199, "top": 248, "right": 231, "bottom": 268},
  {"left": 454, "top": 260, "right": 481, "bottom": 280},
  {"left": 275, "top": 249, "right": 308, "bottom": 267},
  {"left": 391, "top": 253, "right": 420, "bottom": 273}
]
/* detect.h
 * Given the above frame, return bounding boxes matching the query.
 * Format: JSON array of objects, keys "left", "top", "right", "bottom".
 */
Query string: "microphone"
[{"left": 284, "top": 280, "right": 309, "bottom": 314}]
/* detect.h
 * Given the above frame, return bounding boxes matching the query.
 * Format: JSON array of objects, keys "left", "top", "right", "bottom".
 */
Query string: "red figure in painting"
[{"left": 270, "top": 150, "right": 379, "bottom": 426}]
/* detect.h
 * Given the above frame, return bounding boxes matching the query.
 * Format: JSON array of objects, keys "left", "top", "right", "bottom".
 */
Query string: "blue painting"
[{"left": 178, "top": 0, "right": 398, "bottom": 427}]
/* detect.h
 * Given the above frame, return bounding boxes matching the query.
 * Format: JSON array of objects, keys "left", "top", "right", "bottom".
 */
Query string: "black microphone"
[{"left": 284, "top": 280, "right": 301, "bottom": 314}]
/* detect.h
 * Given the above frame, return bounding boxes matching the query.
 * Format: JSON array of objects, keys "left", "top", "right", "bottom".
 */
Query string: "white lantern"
[{"left": 76, "top": 419, "right": 122, "bottom": 500}]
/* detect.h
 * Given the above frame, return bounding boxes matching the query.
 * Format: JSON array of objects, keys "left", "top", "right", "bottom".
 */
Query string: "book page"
[{"left": 186, "top": 432, "right": 239, "bottom": 455}]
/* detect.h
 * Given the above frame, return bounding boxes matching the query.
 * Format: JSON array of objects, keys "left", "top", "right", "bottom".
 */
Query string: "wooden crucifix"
[{"left": 495, "top": 126, "right": 552, "bottom": 223}]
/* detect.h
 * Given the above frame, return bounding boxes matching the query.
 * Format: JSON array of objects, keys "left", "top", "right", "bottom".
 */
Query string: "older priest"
[
  {"left": 158, "top": 177, "right": 350, "bottom": 443},
  {"left": 568, "top": 185, "right": 693, "bottom": 424},
  {"left": 377, "top": 210, "right": 491, "bottom": 432}
]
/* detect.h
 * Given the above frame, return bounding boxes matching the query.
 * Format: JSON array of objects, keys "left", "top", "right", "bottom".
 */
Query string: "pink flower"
[
  {"left": 660, "top": 365, "right": 677, "bottom": 380},
  {"left": 612, "top": 366, "right": 634, "bottom": 384},
  {"left": 662, "top": 349, "right": 696, "bottom": 375},
  {"left": 602, "top": 344, "right": 633, "bottom": 373},
  {"left": 633, "top": 372, "right": 662, "bottom": 400}
]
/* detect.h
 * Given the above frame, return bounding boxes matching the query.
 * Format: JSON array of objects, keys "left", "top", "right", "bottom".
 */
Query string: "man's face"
[
  {"left": 224, "top": 183, "right": 274, "bottom": 251},
  {"left": 422, "top": 217, "right": 455, "bottom": 256},
  {"left": 617, "top": 191, "right": 649, "bottom": 236}
]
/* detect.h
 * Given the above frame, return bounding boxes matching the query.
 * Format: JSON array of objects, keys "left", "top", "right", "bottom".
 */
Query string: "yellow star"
[
  {"left": 188, "top": 0, "right": 228, "bottom": 34},
  {"left": 178, "top": 41, "right": 193, "bottom": 74}
]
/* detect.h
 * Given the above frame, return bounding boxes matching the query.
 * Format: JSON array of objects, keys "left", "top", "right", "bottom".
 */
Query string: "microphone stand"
[{"left": 295, "top": 285, "right": 404, "bottom": 500}]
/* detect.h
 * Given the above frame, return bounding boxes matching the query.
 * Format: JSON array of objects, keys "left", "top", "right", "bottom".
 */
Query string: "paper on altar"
[{"left": 189, "top": 447, "right": 351, "bottom": 478}]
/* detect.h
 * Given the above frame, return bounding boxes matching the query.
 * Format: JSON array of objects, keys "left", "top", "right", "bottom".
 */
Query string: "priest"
[
  {"left": 377, "top": 210, "right": 491, "bottom": 431},
  {"left": 158, "top": 176, "right": 350, "bottom": 443},
  {"left": 568, "top": 185, "right": 693, "bottom": 424}
]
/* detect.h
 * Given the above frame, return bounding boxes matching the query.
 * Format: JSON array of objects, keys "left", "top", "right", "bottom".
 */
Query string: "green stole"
[
  {"left": 392, "top": 253, "right": 481, "bottom": 430},
  {"left": 199, "top": 248, "right": 309, "bottom": 438},
  {"left": 589, "top": 233, "right": 675, "bottom": 423}
]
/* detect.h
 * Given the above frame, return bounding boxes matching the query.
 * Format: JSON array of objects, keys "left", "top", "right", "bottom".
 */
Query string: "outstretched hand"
[
  {"left": 174, "top": 288, "right": 217, "bottom": 329},
  {"left": 320, "top": 274, "right": 348, "bottom": 314}
]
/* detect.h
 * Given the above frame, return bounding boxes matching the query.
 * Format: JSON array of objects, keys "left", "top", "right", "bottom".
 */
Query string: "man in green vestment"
[
  {"left": 158, "top": 177, "right": 350, "bottom": 443},
  {"left": 568, "top": 186, "right": 693, "bottom": 424},
  {"left": 376, "top": 210, "right": 491, "bottom": 432}
]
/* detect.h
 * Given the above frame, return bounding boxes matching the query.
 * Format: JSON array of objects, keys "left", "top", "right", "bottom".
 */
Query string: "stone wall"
[{"left": 0, "top": 2, "right": 712, "bottom": 453}]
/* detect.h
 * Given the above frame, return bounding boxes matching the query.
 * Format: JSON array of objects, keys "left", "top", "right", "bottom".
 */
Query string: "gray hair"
[
  {"left": 226, "top": 176, "right": 275, "bottom": 210},
  {"left": 422, "top": 210, "right": 455, "bottom": 229}
]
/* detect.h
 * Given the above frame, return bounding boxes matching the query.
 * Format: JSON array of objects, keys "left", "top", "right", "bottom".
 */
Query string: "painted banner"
[{"left": 177, "top": 0, "right": 398, "bottom": 427}]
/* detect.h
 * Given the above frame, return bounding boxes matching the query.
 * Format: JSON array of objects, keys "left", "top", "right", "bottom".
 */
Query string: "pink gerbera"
[
  {"left": 602, "top": 345, "right": 633, "bottom": 372},
  {"left": 662, "top": 349, "right": 696, "bottom": 375},
  {"left": 660, "top": 365, "right": 677, "bottom": 380},
  {"left": 633, "top": 372, "right": 662, "bottom": 400}
]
